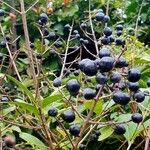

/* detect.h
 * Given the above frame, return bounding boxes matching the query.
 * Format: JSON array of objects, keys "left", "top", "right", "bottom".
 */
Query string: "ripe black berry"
[
  {"left": 103, "top": 15, "right": 110, "bottom": 22},
  {"left": 0, "top": 9, "right": 5, "bottom": 16},
  {"left": 66, "top": 79, "right": 80, "bottom": 96},
  {"left": 115, "top": 38, "right": 123, "bottom": 46},
  {"left": 95, "top": 12, "right": 105, "bottom": 21},
  {"left": 115, "top": 56, "right": 128, "bottom": 68},
  {"left": 99, "top": 47, "right": 111, "bottom": 58},
  {"left": 101, "top": 37, "right": 110, "bottom": 45},
  {"left": 128, "top": 82, "right": 139, "bottom": 92},
  {"left": 69, "top": 125, "right": 80, "bottom": 136},
  {"left": 117, "top": 30, "right": 123, "bottom": 36},
  {"left": 115, "top": 124, "right": 126, "bottom": 134},
  {"left": 48, "top": 107, "right": 58, "bottom": 117},
  {"left": 96, "top": 73, "right": 108, "bottom": 84},
  {"left": 116, "top": 24, "right": 123, "bottom": 31},
  {"left": 99, "top": 56, "right": 114, "bottom": 72},
  {"left": 112, "top": 91, "right": 130, "bottom": 105},
  {"left": 131, "top": 113, "right": 143, "bottom": 123},
  {"left": 39, "top": 13, "right": 48, "bottom": 24},
  {"left": 61, "top": 110, "right": 75, "bottom": 123},
  {"left": 103, "top": 27, "right": 112, "bottom": 36},
  {"left": 128, "top": 68, "right": 141, "bottom": 82},
  {"left": 53, "top": 77, "right": 62, "bottom": 87},
  {"left": 79, "top": 59, "right": 90, "bottom": 71},
  {"left": 108, "top": 35, "right": 115, "bottom": 43},
  {"left": 80, "top": 22, "right": 87, "bottom": 30},
  {"left": 134, "top": 91, "right": 145, "bottom": 103},
  {"left": 110, "top": 72, "right": 121, "bottom": 83},
  {"left": 82, "top": 60, "right": 97, "bottom": 76},
  {"left": 95, "top": 84, "right": 102, "bottom": 92},
  {"left": 83, "top": 88, "right": 96, "bottom": 100}
]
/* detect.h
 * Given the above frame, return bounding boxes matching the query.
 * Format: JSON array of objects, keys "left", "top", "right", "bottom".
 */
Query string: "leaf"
[
  {"left": 98, "top": 126, "right": 114, "bottom": 141},
  {"left": 42, "top": 92, "right": 63, "bottom": 108},
  {"left": 11, "top": 126, "right": 21, "bottom": 133},
  {"left": 19, "top": 132, "right": 47, "bottom": 150},
  {"left": 10, "top": 99, "right": 38, "bottom": 116},
  {"left": 84, "top": 100, "right": 103, "bottom": 115},
  {"left": 3, "top": 106, "right": 16, "bottom": 116},
  {"left": 7, "top": 75, "right": 35, "bottom": 103}
]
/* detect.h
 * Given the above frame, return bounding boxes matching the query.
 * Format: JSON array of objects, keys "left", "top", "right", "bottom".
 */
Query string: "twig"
[
  {"left": 0, "top": 0, "right": 21, "bottom": 14},
  {"left": 25, "top": 0, "right": 39, "bottom": 13},
  {"left": 89, "top": 0, "right": 99, "bottom": 55},
  {"left": 135, "top": 0, "right": 144, "bottom": 37},
  {"left": 144, "top": 127, "right": 150, "bottom": 150},
  {"left": 60, "top": 21, "right": 74, "bottom": 79}
]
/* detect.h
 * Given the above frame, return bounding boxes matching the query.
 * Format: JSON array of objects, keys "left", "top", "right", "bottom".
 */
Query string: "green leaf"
[
  {"left": 98, "top": 126, "right": 114, "bottom": 141},
  {"left": 84, "top": 100, "right": 103, "bottom": 115},
  {"left": 11, "top": 126, "right": 21, "bottom": 133},
  {"left": 19, "top": 132, "right": 47, "bottom": 150},
  {"left": 10, "top": 99, "right": 38, "bottom": 116},
  {"left": 3, "top": 106, "right": 16, "bottom": 116},
  {"left": 7, "top": 75, "right": 35, "bottom": 103},
  {"left": 42, "top": 92, "right": 63, "bottom": 108}
]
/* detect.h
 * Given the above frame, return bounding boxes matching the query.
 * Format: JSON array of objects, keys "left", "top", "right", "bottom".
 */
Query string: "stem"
[
  {"left": 60, "top": 21, "right": 74, "bottom": 79},
  {"left": 127, "top": 142, "right": 132, "bottom": 150},
  {"left": 89, "top": 0, "right": 99, "bottom": 55},
  {"left": 74, "top": 85, "right": 104, "bottom": 148},
  {"left": 135, "top": 0, "right": 144, "bottom": 37},
  {"left": 144, "top": 127, "right": 150, "bottom": 150},
  {"left": 20, "top": 0, "right": 37, "bottom": 87}
]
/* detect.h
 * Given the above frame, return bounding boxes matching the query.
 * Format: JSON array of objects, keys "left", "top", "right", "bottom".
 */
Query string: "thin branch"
[
  {"left": 0, "top": 0, "right": 21, "bottom": 14},
  {"left": 135, "top": 0, "right": 144, "bottom": 37},
  {"left": 25, "top": 0, "right": 39, "bottom": 13}
]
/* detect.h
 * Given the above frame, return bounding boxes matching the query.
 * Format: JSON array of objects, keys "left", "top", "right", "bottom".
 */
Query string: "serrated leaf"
[{"left": 19, "top": 132, "right": 47, "bottom": 150}]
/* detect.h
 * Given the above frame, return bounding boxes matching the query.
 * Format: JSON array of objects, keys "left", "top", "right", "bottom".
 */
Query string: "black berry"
[
  {"left": 110, "top": 72, "right": 121, "bottom": 83},
  {"left": 48, "top": 107, "right": 58, "bottom": 117},
  {"left": 131, "top": 113, "right": 143, "bottom": 123},
  {"left": 115, "top": 124, "right": 126, "bottom": 134},
  {"left": 103, "top": 27, "right": 112, "bottom": 36},
  {"left": 69, "top": 124, "right": 80, "bottom": 136},
  {"left": 83, "top": 88, "right": 96, "bottom": 100},
  {"left": 53, "top": 77, "right": 62, "bottom": 87},
  {"left": 128, "top": 68, "right": 141, "bottom": 82},
  {"left": 96, "top": 12, "right": 105, "bottom": 21},
  {"left": 99, "top": 56, "right": 114, "bottom": 72},
  {"left": 99, "top": 47, "right": 111, "bottom": 58},
  {"left": 39, "top": 13, "right": 48, "bottom": 24},
  {"left": 134, "top": 91, "right": 145, "bottom": 103},
  {"left": 116, "top": 24, "right": 123, "bottom": 31},
  {"left": 128, "top": 82, "right": 139, "bottom": 92},
  {"left": 96, "top": 73, "right": 108, "bottom": 85},
  {"left": 61, "top": 110, "right": 75, "bottom": 123},
  {"left": 0, "top": 9, "right": 5, "bottom": 16},
  {"left": 112, "top": 91, "right": 130, "bottom": 105},
  {"left": 66, "top": 79, "right": 80, "bottom": 96}
]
